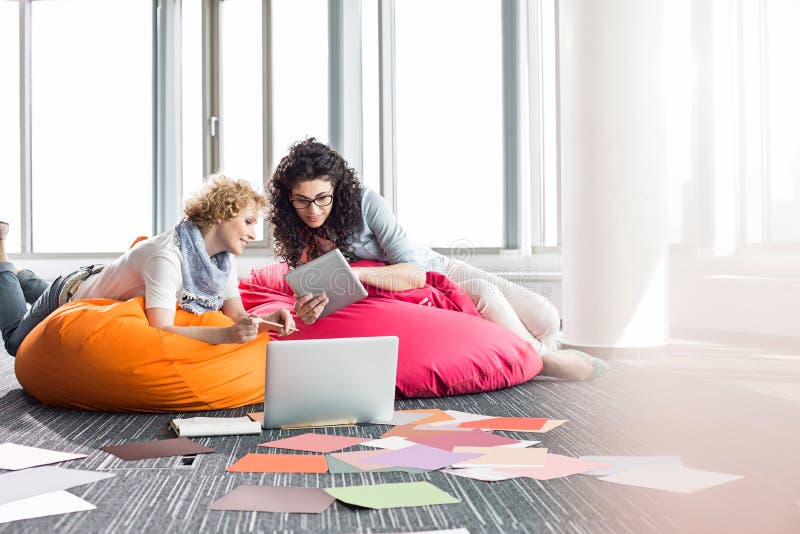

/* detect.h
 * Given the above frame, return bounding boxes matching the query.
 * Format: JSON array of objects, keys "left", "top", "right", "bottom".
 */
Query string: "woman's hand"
[
  {"left": 294, "top": 293, "right": 329, "bottom": 325},
  {"left": 226, "top": 315, "right": 260, "bottom": 344},
  {"left": 261, "top": 308, "right": 297, "bottom": 336}
]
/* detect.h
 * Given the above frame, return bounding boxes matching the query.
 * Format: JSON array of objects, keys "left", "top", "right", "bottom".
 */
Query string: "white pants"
[{"left": 444, "top": 258, "right": 560, "bottom": 355}]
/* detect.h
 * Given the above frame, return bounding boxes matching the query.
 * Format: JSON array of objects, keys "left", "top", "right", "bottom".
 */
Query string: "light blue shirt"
[{"left": 348, "top": 188, "right": 446, "bottom": 272}]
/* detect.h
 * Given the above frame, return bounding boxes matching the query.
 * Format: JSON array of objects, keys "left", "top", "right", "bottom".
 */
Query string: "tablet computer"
[
  {"left": 262, "top": 336, "right": 398, "bottom": 429},
  {"left": 284, "top": 248, "right": 368, "bottom": 319}
]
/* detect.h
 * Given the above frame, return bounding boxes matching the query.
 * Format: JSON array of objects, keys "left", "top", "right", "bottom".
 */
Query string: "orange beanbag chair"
[{"left": 14, "top": 297, "right": 270, "bottom": 413}]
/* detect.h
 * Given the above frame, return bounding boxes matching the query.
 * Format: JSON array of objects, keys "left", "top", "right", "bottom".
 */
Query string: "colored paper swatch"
[
  {"left": 0, "top": 466, "right": 115, "bottom": 506},
  {"left": 360, "top": 437, "right": 415, "bottom": 450},
  {"left": 0, "top": 443, "right": 86, "bottom": 471},
  {"left": 579, "top": 455, "right": 683, "bottom": 476},
  {"left": 0, "top": 490, "right": 95, "bottom": 524},
  {"left": 497, "top": 454, "right": 613, "bottom": 480},
  {"left": 441, "top": 467, "right": 521, "bottom": 482},
  {"left": 528, "top": 420, "right": 567, "bottom": 433},
  {"left": 598, "top": 464, "right": 743, "bottom": 493},
  {"left": 451, "top": 446, "right": 548, "bottom": 468},
  {"left": 226, "top": 453, "right": 328, "bottom": 473},
  {"left": 259, "top": 433, "right": 369, "bottom": 453},
  {"left": 499, "top": 440, "right": 541, "bottom": 448},
  {"left": 413, "top": 422, "right": 469, "bottom": 431},
  {"left": 458, "top": 417, "right": 548, "bottom": 432},
  {"left": 442, "top": 410, "right": 496, "bottom": 423},
  {"left": 381, "top": 425, "right": 470, "bottom": 439},
  {"left": 324, "top": 481, "right": 459, "bottom": 509},
  {"left": 365, "top": 445, "right": 482, "bottom": 471},
  {"left": 385, "top": 411, "right": 435, "bottom": 426},
  {"left": 247, "top": 412, "right": 264, "bottom": 423},
  {"left": 326, "top": 455, "right": 429, "bottom": 475},
  {"left": 409, "top": 430, "right": 520, "bottom": 450},
  {"left": 208, "top": 485, "right": 335, "bottom": 513},
  {"left": 328, "top": 450, "right": 394, "bottom": 471},
  {"left": 101, "top": 438, "right": 214, "bottom": 461},
  {"left": 397, "top": 409, "right": 456, "bottom": 425}
]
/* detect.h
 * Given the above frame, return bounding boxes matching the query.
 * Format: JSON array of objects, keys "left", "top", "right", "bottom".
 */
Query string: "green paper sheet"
[
  {"left": 324, "top": 481, "right": 460, "bottom": 509},
  {"left": 325, "top": 455, "right": 430, "bottom": 475}
]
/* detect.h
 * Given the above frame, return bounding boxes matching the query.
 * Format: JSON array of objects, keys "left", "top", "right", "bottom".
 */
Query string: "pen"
[{"left": 253, "top": 317, "right": 299, "bottom": 334}]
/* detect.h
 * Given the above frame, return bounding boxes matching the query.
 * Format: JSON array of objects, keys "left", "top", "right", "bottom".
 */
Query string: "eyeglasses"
[{"left": 291, "top": 195, "right": 334, "bottom": 209}]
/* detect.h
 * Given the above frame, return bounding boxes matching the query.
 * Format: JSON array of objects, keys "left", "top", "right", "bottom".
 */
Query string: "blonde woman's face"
[
  {"left": 217, "top": 201, "right": 259, "bottom": 255},
  {"left": 290, "top": 178, "right": 334, "bottom": 229}
]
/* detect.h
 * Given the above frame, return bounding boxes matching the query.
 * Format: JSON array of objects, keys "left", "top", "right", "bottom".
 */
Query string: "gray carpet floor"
[{"left": 1, "top": 339, "right": 799, "bottom": 534}]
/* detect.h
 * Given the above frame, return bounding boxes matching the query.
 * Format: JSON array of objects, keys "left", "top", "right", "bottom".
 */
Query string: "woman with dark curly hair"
[
  {"left": 0, "top": 175, "right": 294, "bottom": 356},
  {"left": 269, "top": 139, "right": 607, "bottom": 381}
]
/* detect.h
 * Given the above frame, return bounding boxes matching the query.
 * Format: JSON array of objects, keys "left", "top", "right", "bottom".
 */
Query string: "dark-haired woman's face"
[{"left": 290, "top": 177, "right": 334, "bottom": 229}]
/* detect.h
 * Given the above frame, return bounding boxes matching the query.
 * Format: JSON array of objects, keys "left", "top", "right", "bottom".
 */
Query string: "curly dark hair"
[{"left": 269, "top": 138, "right": 363, "bottom": 267}]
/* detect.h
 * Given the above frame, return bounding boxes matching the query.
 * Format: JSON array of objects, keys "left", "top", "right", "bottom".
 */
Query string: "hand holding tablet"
[
  {"left": 294, "top": 293, "right": 330, "bottom": 325},
  {"left": 285, "top": 249, "right": 368, "bottom": 323}
]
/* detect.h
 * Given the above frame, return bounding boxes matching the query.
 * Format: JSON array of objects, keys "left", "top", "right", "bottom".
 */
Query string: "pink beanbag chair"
[{"left": 239, "top": 261, "right": 542, "bottom": 398}]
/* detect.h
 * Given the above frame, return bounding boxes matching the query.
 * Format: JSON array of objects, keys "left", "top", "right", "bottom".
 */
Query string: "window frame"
[
  {"left": 9, "top": 0, "right": 560, "bottom": 260},
  {"left": 737, "top": 0, "right": 800, "bottom": 249}
]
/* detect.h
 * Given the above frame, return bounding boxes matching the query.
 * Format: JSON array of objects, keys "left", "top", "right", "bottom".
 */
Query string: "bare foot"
[{"left": 540, "top": 349, "right": 608, "bottom": 381}]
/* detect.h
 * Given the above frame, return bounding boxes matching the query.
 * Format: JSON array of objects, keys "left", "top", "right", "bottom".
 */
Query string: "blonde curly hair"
[{"left": 183, "top": 174, "right": 267, "bottom": 227}]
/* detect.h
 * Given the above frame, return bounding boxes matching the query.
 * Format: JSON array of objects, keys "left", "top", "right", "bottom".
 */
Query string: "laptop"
[
  {"left": 284, "top": 249, "right": 368, "bottom": 319},
  {"left": 262, "top": 336, "right": 399, "bottom": 429}
]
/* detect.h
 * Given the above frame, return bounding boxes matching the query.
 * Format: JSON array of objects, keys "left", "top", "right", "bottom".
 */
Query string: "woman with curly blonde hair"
[{"left": 0, "top": 175, "right": 294, "bottom": 356}]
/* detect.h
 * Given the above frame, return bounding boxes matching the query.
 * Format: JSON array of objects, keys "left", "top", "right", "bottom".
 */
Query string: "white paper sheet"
[
  {"left": 579, "top": 455, "right": 683, "bottom": 476},
  {"left": 360, "top": 437, "right": 415, "bottom": 450},
  {"left": 0, "top": 491, "right": 95, "bottom": 524},
  {"left": 0, "top": 443, "right": 86, "bottom": 471},
  {"left": 598, "top": 464, "right": 743, "bottom": 493},
  {"left": 0, "top": 466, "right": 114, "bottom": 505},
  {"left": 441, "top": 467, "right": 520, "bottom": 481}
]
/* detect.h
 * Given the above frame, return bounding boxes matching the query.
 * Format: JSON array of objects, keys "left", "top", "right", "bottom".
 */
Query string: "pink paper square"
[
  {"left": 408, "top": 430, "right": 520, "bottom": 450},
  {"left": 366, "top": 444, "right": 482, "bottom": 471},
  {"left": 259, "top": 433, "right": 369, "bottom": 453}
]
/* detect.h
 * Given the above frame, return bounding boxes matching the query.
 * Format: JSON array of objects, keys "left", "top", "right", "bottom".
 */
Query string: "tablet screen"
[{"left": 284, "top": 249, "right": 368, "bottom": 319}]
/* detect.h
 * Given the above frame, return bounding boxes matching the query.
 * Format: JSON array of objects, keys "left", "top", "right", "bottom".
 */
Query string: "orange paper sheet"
[
  {"left": 247, "top": 412, "right": 264, "bottom": 423},
  {"left": 226, "top": 453, "right": 328, "bottom": 473},
  {"left": 458, "top": 417, "right": 548, "bottom": 432},
  {"left": 528, "top": 419, "right": 567, "bottom": 433},
  {"left": 396, "top": 408, "right": 456, "bottom": 426}
]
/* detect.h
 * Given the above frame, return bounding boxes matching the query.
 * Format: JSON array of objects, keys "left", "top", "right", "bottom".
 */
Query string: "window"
[
  {"left": 537, "top": 0, "right": 559, "bottom": 247},
  {"left": 393, "top": 0, "right": 504, "bottom": 249},
  {"left": 181, "top": 0, "right": 204, "bottom": 200},
  {"left": 0, "top": 1, "right": 20, "bottom": 254},
  {"left": 220, "top": 0, "right": 262, "bottom": 188},
  {"left": 741, "top": 0, "right": 800, "bottom": 244},
  {"left": 760, "top": 0, "right": 800, "bottom": 242},
  {"left": 6, "top": 1, "right": 554, "bottom": 257},
  {"left": 270, "top": 0, "right": 329, "bottom": 166},
  {"left": 219, "top": 0, "right": 264, "bottom": 239},
  {"left": 360, "top": 0, "right": 380, "bottom": 192},
  {"left": 31, "top": 0, "right": 152, "bottom": 252}
]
